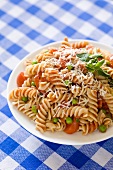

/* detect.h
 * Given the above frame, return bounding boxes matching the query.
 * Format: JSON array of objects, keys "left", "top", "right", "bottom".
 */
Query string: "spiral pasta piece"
[
  {"left": 35, "top": 98, "right": 51, "bottom": 133},
  {"left": 103, "top": 93, "right": 113, "bottom": 115},
  {"left": 9, "top": 87, "right": 39, "bottom": 100},
  {"left": 72, "top": 41, "right": 89, "bottom": 49},
  {"left": 79, "top": 121, "right": 98, "bottom": 135},
  {"left": 87, "top": 89, "right": 98, "bottom": 122}
]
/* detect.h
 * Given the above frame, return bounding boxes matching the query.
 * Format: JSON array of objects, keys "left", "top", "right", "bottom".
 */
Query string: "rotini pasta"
[{"left": 9, "top": 37, "right": 113, "bottom": 135}]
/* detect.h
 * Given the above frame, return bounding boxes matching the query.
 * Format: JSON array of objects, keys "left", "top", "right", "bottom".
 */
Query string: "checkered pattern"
[{"left": 0, "top": 0, "right": 113, "bottom": 169}]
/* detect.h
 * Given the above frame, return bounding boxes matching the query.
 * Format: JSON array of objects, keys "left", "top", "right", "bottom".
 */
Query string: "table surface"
[{"left": 0, "top": 0, "right": 113, "bottom": 170}]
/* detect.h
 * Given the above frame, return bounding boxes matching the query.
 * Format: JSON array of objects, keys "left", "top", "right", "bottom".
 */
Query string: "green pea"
[
  {"left": 72, "top": 98, "right": 78, "bottom": 105},
  {"left": 32, "top": 61, "right": 38, "bottom": 65},
  {"left": 66, "top": 117, "right": 73, "bottom": 124},
  {"left": 98, "top": 124, "right": 107, "bottom": 133},
  {"left": 101, "top": 109, "right": 106, "bottom": 114},
  {"left": 22, "top": 96, "right": 28, "bottom": 102},
  {"left": 53, "top": 117, "right": 58, "bottom": 123},
  {"left": 44, "top": 50, "right": 48, "bottom": 53},
  {"left": 32, "top": 105, "right": 37, "bottom": 113},
  {"left": 31, "top": 81, "right": 36, "bottom": 86},
  {"left": 64, "top": 80, "right": 71, "bottom": 86},
  {"left": 67, "top": 64, "right": 73, "bottom": 71}
]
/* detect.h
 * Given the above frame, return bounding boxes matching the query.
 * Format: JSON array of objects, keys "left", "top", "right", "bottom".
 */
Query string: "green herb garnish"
[{"left": 67, "top": 64, "right": 73, "bottom": 71}]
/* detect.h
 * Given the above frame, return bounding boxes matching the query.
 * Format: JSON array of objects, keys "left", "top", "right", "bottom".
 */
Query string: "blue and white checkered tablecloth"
[{"left": 0, "top": 0, "right": 113, "bottom": 169}]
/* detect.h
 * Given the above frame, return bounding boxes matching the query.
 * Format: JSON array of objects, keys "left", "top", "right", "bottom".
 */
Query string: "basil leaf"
[
  {"left": 76, "top": 53, "right": 90, "bottom": 62},
  {"left": 94, "top": 60, "right": 105, "bottom": 69},
  {"left": 89, "top": 54, "right": 103, "bottom": 59},
  {"left": 86, "top": 63, "right": 95, "bottom": 72},
  {"left": 97, "top": 68, "right": 110, "bottom": 78}
]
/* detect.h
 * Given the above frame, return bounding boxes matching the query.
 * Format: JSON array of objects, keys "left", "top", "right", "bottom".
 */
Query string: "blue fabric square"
[
  {"left": 79, "top": 143, "right": 100, "bottom": 158},
  {"left": 56, "top": 145, "right": 77, "bottom": 159},
  {"left": 33, "top": 144, "right": 53, "bottom": 162},
  {"left": 1, "top": 104, "right": 12, "bottom": 118},
  {"left": 62, "top": 26, "right": 75, "bottom": 36},
  {"left": 68, "top": 150, "right": 89, "bottom": 168},
  {"left": 44, "top": 141, "right": 61, "bottom": 151},
  {"left": 27, "top": 30, "right": 40, "bottom": 39},
  {"left": 0, "top": 137, "right": 19, "bottom": 155},
  {"left": 37, "top": 163, "right": 51, "bottom": 170},
  {"left": 0, "top": 150, "right": 7, "bottom": 162},
  {"left": 102, "top": 138, "right": 113, "bottom": 154},
  {"left": 0, "top": 64, "right": 10, "bottom": 78},
  {"left": 99, "top": 23, "right": 112, "bottom": 33},
  {"left": 10, "top": 127, "right": 30, "bottom": 144},
  {"left": 0, "top": 34, "right": 4, "bottom": 40},
  {"left": 27, "top": 5, "right": 39, "bottom": 14},
  {"left": 61, "top": 2, "right": 73, "bottom": 10},
  {"left": 10, "top": 0, "right": 22, "bottom": 4},
  {"left": 7, "top": 44, "right": 21, "bottom": 54},
  {"left": 95, "top": 1, "right": 108, "bottom": 7},
  {"left": 9, "top": 19, "right": 23, "bottom": 28},
  {"left": 45, "top": 16, "right": 56, "bottom": 24},
  {"left": 58, "top": 161, "right": 78, "bottom": 170},
  {"left": 0, "top": 95, "right": 7, "bottom": 110},
  {"left": 80, "top": 159, "right": 102, "bottom": 170},
  {"left": 0, "top": 131, "right": 8, "bottom": 144},
  {"left": 10, "top": 145, "right": 30, "bottom": 164},
  {"left": 3, "top": 71, "right": 12, "bottom": 82},
  {"left": 21, "top": 155, "right": 42, "bottom": 170},
  {"left": 79, "top": 12, "right": 92, "bottom": 21},
  {"left": 0, "top": 10, "right": 5, "bottom": 17}
]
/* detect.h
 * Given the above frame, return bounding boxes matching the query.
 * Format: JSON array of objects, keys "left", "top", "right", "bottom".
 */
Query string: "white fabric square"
[
  {"left": 0, "top": 156, "right": 19, "bottom": 170},
  {"left": 7, "top": 30, "right": 24, "bottom": 43},
  {"left": 25, "top": 16, "right": 42, "bottom": 29},
  {"left": 60, "top": 12, "right": 76, "bottom": 25},
  {"left": 43, "top": 26, "right": 59, "bottom": 38},
  {"left": 42, "top": 3, "right": 59, "bottom": 15},
  {"left": 0, "top": 20, "right": 6, "bottom": 29},
  {"left": 91, "top": 148, "right": 112, "bottom": 166},
  {"left": 0, "top": 119, "right": 19, "bottom": 136},
  {"left": 21, "top": 135, "right": 42, "bottom": 153},
  {"left": 99, "top": 35, "right": 113, "bottom": 46},
  {"left": 79, "top": 22, "right": 95, "bottom": 36},
  {"left": 95, "top": 10, "right": 111, "bottom": 22},
  {"left": 3, "top": 56, "right": 20, "bottom": 70},
  {"left": 24, "top": 41, "right": 40, "bottom": 52},
  {"left": 76, "top": 1, "right": 93, "bottom": 11},
  {"left": 8, "top": 6, "right": 24, "bottom": 17},
  {"left": 44, "top": 152, "right": 66, "bottom": 169}
]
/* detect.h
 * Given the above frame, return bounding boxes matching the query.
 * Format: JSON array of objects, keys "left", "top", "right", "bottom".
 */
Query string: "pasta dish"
[{"left": 9, "top": 37, "right": 113, "bottom": 135}]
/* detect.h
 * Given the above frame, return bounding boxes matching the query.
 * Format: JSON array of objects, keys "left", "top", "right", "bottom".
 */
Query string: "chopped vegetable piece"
[
  {"left": 64, "top": 80, "right": 71, "bottom": 86},
  {"left": 76, "top": 118, "right": 80, "bottom": 123},
  {"left": 67, "top": 64, "right": 73, "bottom": 71},
  {"left": 44, "top": 50, "right": 48, "bottom": 53},
  {"left": 17, "top": 72, "right": 27, "bottom": 87},
  {"left": 98, "top": 124, "right": 107, "bottom": 133},
  {"left": 31, "top": 81, "right": 36, "bottom": 86},
  {"left": 32, "top": 61, "right": 38, "bottom": 65},
  {"left": 101, "top": 109, "right": 106, "bottom": 114},
  {"left": 53, "top": 117, "right": 58, "bottom": 123},
  {"left": 66, "top": 117, "right": 73, "bottom": 124},
  {"left": 106, "top": 61, "right": 110, "bottom": 66},
  {"left": 32, "top": 105, "right": 37, "bottom": 113},
  {"left": 22, "top": 96, "right": 28, "bottom": 102},
  {"left": 64, "top": 118, "right": 79, "bottom": 134},
  {"left": 72, "top": 98, "right": 78, "bottom": 105}
]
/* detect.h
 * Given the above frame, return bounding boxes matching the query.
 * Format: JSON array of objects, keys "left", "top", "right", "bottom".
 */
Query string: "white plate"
[{"left": 7, "top": 40, "right": 113, "bottom": 145}]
